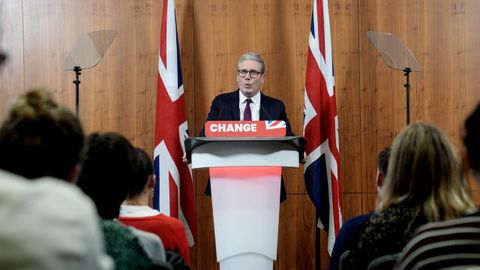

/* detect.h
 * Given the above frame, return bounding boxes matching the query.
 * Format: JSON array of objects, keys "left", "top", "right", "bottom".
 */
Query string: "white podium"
[{"left": 185, "top": 121, "right": 305, "bottom": 270}]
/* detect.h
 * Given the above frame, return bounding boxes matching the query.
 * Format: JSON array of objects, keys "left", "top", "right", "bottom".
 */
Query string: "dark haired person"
[
  {"left": 77, "top": 132, "right": 167, "bottom": 270},
  {"left": 328, "top": 147, "right": 391, "bottom": 270},
  {"left": 0, "top": 49, "right": 6, "bottom": 66},
  {"left": 0, "top": 89, "right": 84, "bottom": 181},
  {"left": 200, "top": 52, "right": 293, "bottom": 202},
  {"left": 0, "top": 89, "right": 112, "bottom": 269},
  {"left": 200, "top": 52, "right": 293, "bottom": 136},
  {"left": 396, "top": 105, "right": 480, "bottom": 269},
  {"left": 119, "top": 148, "right": 191, "bottom": 265}
]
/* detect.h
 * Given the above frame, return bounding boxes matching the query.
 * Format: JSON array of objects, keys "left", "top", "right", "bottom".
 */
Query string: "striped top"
[{"left": 396, "top": 210, "right": 480, "bottom": 270}]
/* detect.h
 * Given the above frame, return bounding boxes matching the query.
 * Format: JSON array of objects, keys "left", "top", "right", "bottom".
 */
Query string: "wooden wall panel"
[
  {"left": 21, "top": 0, "right": 162, "bottom": 149},
  {"left": 2, "top": 1, "right": 480, "bottom": 270},
  {"left": 330, "top": 0, "right": 363, "bottom": 195},
  {"left": 358, "top": 0, "right": 413, "bottom": 194},
  {"left": 0, "top": 0, "right": 24, "bottom": 115},
  {"left": 195, "top": 196, "right": 218, "bottom": 269},
  {"left": 174, "top": 0, "right": 196, "bottom": 146}
]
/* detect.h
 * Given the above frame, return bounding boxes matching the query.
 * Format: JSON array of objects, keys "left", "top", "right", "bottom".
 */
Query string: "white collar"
[
  {"left": 239, "top": 90, "right": 261, "bottom": 105},
  {"left": 119, "top": 205, "right": 160, "bottom": 217}
]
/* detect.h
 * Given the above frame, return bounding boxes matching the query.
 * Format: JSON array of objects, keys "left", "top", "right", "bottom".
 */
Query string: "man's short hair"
[
  {"left": 464, "top": 104, "right": 480, "bottom": 173},
  {"left": 0, "top": 50, "right": 6, "bottom": 66},
  {"left": 238, "top": 52, "right": 265, "bottom": 74},
  {"left": 127, "top": 148, "right": 154, "bottom": 198},
  {"left": 77, "top": 132, "right": 137, "bottom": 219},
  {"left": 377, "top": 146, "right": 391, "bottom": 177}
]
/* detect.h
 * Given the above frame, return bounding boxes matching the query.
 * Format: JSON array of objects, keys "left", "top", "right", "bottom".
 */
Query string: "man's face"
[{"left": 237, "top": 60, "right": 265, "bottom": 98}]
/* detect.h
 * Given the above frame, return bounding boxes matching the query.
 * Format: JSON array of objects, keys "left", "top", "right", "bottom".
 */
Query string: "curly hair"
[{"left": 0, "top": 89, "right": 84, "bottom": 180}]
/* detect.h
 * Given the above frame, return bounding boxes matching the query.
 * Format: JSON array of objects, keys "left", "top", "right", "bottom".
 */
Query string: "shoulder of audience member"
[
  {"left": 129, "top": 226, "right": 167, "bottom": 265},
  {"left": 0, "top": 172, "right": 113, "bottom": 270}
]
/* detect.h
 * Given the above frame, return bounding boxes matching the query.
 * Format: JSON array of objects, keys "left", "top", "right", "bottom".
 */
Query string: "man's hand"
[
  {"left": 182, "top": 153, "right": 190, "bottom": 164},
  {"left": 301, "top": 152, "right": 307, "bottom": 164}
]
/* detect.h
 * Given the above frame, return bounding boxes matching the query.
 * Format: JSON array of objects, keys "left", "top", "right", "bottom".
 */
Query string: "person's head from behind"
[
  {"left": 77, "top": 132, "right": 137, "bottom": 219},
  {"left": 377, "top": 122, "right": 473, "bottom": 221},
  {"left": 126, "top": 148, "right": 155, "bottom": 201},
  {"left": 0, "top": 50, "right": 6, "bottom": 68},
  {"left": 464, "top": 104, "right": 480, "bottom": 183},
  {"left": 237, "top": 52, "right": 265, "bottom": 98},
  {"left": 0, "top": 89, "right": 84, "bottom": 182},
  {"left": 375, "top": 146, "right": 391, "bottom": 192}
]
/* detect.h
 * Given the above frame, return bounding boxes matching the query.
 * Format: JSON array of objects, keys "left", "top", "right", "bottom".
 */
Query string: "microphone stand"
[
  {"left": 403, "top": 67, "right": 411, "bottom": 126},
  {"left": 73, "top": 66, "right": 82, "bottom": 117}
]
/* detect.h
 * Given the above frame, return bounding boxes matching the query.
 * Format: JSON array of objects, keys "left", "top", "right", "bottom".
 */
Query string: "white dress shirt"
[{"left": 239, "top": 91, "right": 261, "bottom": 121}]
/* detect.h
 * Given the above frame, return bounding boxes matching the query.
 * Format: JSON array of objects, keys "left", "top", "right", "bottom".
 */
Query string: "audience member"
[
  {"left": 328, "top": 147, "right": 391, "bottom": 270},
  {"left": 0, "top": 170, "right": 113, "bottom": 270},
  {"left": 0, "top": 89, "right": 84, "bottom": 181},
  {"left": 344, "top": 122, "right": 474, "bottom": 270},
  {"left": 395, "top": 105, "right": 480, "bottom": 269},
  {"left": 119, "top": 148, "right": 191, "bottom": 266},
  {"left": 0, "top": 89, "right": 113, "bottom": 269},
  {"left": 77, "top": 132, "right": 167, "bottom": 270}
]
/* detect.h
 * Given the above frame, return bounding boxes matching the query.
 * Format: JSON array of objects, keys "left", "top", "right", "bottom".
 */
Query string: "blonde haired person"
[
  {"left": 344, "top": 123, "right": 474, "bottom": 270},
  {"left": 377, "top": 123, "right": 473, "bottom": 219},
  {"left": 396, "top": 105, "right": 480, "bottom": 269}
]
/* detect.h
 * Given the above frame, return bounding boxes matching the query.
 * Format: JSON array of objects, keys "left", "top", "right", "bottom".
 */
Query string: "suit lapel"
[
  {"left": 231, "top": 90, "right": 240, "bottom": 120},
  {"left": 259, "top": 92, "right": 270, "bottom": 120}
]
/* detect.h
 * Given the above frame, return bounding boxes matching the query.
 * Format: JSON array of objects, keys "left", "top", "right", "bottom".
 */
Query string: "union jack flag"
[
  {"left": 265, "top": 120, "right": 286, "bottom": 130},
  {"left": 304, "top": 0, "right": 342, "bottom": 254},
  {"left": 153, "top": 0, "right": 196, "bottom": 245}
]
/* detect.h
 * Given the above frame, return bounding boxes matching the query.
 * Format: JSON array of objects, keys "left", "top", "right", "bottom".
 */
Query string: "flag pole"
[{"left": 316, "top": 226, "right": 321, "bottom": 270}]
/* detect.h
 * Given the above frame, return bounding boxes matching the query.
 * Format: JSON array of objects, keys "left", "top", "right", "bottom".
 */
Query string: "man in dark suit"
[
  {"left": 201, "top": 52, "right": 293, "bottom": 202},
  {"left": 200, "top": 52, "right": 293, "bottom": 136}
]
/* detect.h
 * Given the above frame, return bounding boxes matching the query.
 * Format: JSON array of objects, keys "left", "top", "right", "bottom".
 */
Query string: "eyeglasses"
[{"left": 237, "top": 69, "right": 262, "bottom": 79}]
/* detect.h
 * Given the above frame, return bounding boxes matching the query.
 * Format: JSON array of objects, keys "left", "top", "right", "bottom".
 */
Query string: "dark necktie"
[{"left": 243, "top": 98, "right": 252, "bottom": 121}]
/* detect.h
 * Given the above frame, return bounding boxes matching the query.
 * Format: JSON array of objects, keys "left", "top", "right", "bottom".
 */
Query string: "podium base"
[
  {"left": 210, "top": 166, "right": 281, "bottom": 266},
  {"left": 220, "top": 253, "right": 273, "bottom": 270}
]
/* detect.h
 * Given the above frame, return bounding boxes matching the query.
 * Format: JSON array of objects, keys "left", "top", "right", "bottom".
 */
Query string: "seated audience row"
[
  {"left": 1, "top": 88, "right": 479, "bottom": 270},
  {"left": 0, "top": 89, "right": 190, "bottom": 270},
  {"left": 341, "top": 122, "right": 475, "bottom": 270},
  {"left": 395, "top": 104, "right": 480, "bottom": 269},
  {"left": 77, "top": 132, "right": 167, "bottom": 270}
]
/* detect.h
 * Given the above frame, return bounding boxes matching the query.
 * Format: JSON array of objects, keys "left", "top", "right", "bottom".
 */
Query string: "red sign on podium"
[{"left": 205, "top": 120, "right": 286, "bottom": 137}]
